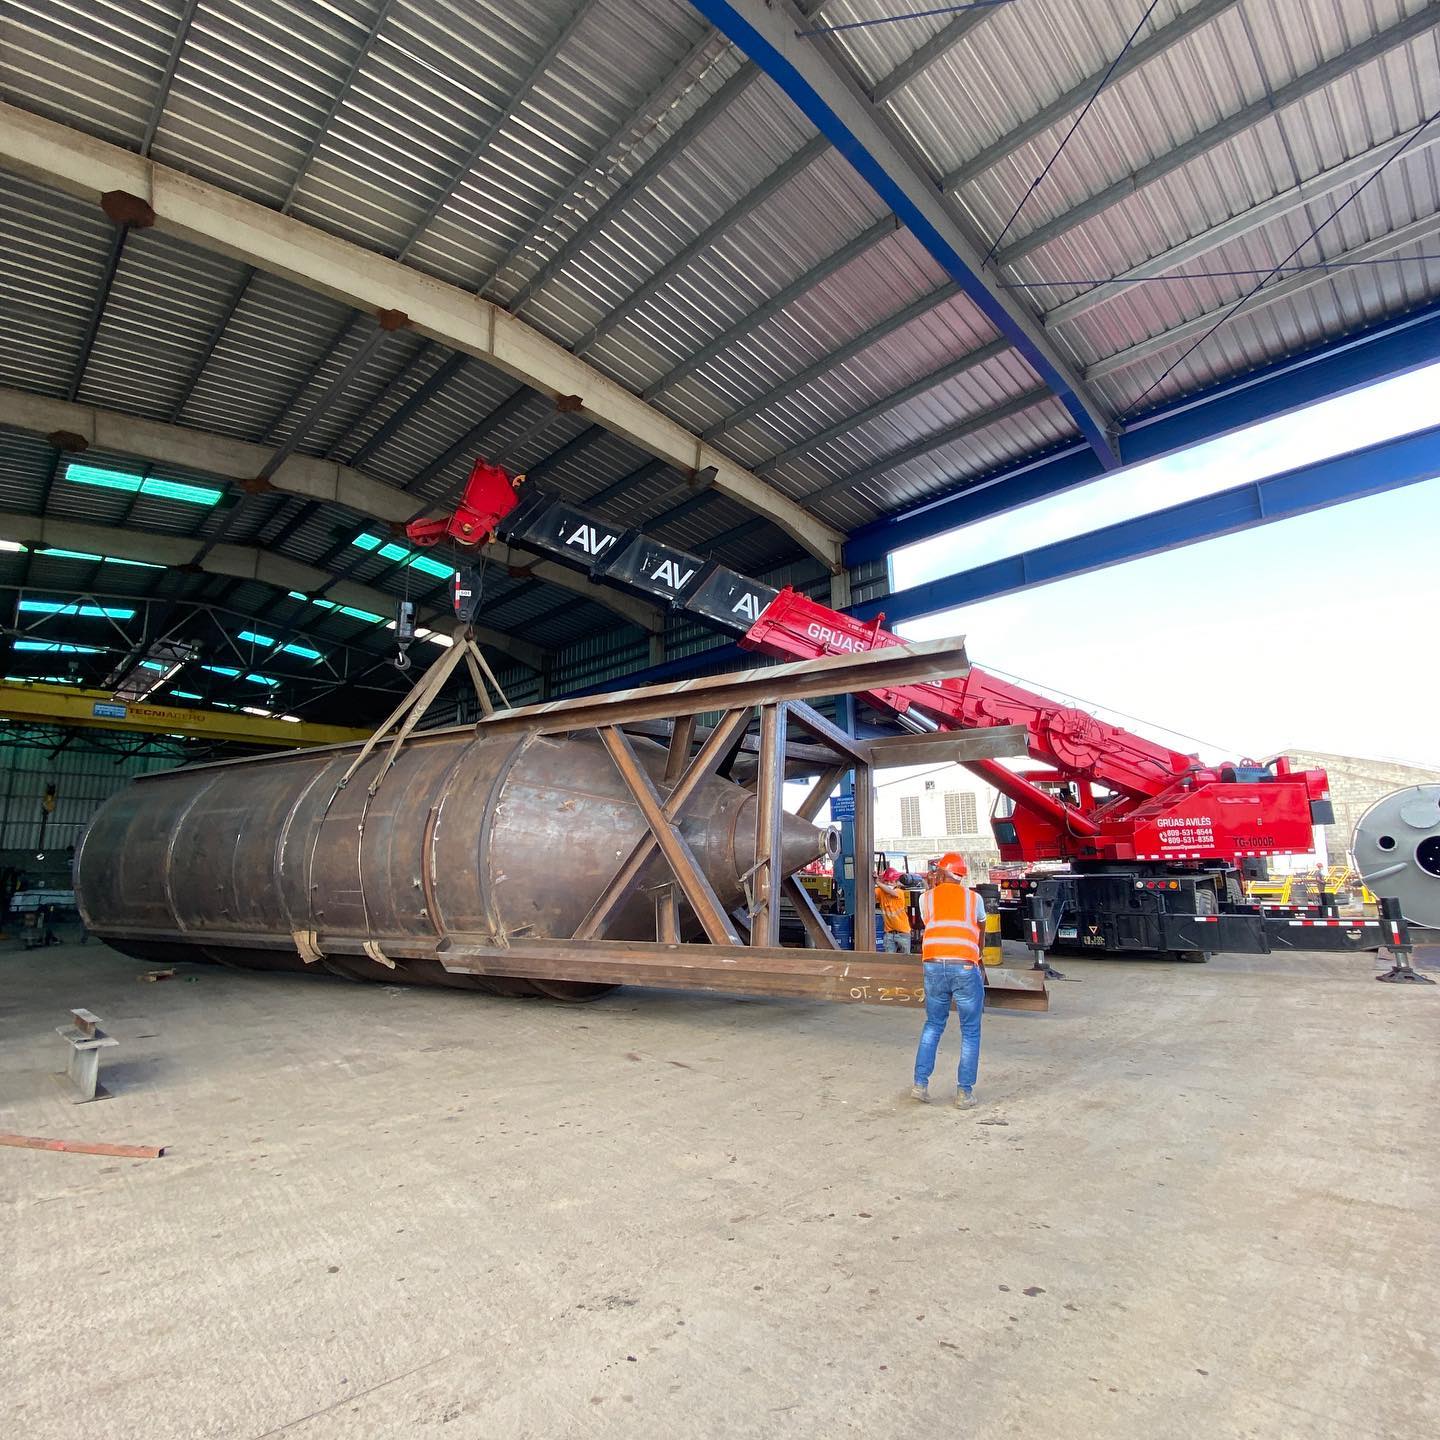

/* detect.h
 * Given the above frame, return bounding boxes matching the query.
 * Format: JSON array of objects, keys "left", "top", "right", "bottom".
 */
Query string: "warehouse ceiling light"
[
  {"left": 17, "top": 598, "right": 136, "bottom": 619},
  {"left": 37, "top": 546, "right": 163, "bottom": 569},
  {"left": 287, "top": 591, "right": 386, "bottom": 625},
  {"left": 64, "top": 462, "right": 222, "bottom": 507},
  {"left": 170, "top": 690, "right": 202, "bottom": 701},
  {"left": 384, "top": 620, "right": 453, "bottom": 648},
  {"left": 13, "top": 640, "right": 102, "bottom": 653},
  {"left": 237, "top": 629, "right": 323, "bottom": 662},
  {"left": 201, "top": 664, "right": 279, "bottom": 687},
  {"left": 4, "top": 674, "right": 80, "bottom": 684},
  {"left": 350, "top": 531, "right": 454, "bottom": 579},
  {"left": 0, "top": 539, "right": 26, "bottom": 553}
]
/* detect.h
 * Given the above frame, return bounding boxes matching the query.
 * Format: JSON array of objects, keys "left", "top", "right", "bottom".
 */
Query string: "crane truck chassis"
[{"left": 405, "top": 461, "right": 1418, "bottom": 974}]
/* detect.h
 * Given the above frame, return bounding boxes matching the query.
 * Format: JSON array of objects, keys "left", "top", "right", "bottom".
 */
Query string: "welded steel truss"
[{"left": 419, "top": 633, "right": 1048, "bottom": 1010}]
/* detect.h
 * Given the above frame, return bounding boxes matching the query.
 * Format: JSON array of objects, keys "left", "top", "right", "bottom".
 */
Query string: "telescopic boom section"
[
  {"left": 408, "top": 459, "right": 1331, "bottom": 869},
  {"left": 741, "top": 589, "right": 1195, "bottom": 798}
]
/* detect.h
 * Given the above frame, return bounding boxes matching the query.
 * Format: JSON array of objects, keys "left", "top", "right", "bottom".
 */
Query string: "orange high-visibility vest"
[{"left": 920, "top": 882, "right": 981, "bottom": 964}]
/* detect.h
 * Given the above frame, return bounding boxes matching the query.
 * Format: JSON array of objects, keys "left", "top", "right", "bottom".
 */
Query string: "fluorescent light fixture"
[
  {"left": 280, "top": 714, "right": 301, "bottom": 723},
  {"left": 18, "top": 599, "right": 135, "bottom": 619},
  {"left": 36, "top": 547, "right": 162, "bottom": 569},
  {"left": 351, "top": 531, "right": 453, "bottom": 579},
  {"left": 201, "top": 664, "right": 278, "bottom": 687},
  {"left": 288, "top": 591, "right": 386, "bottom": 625},
  {"left": 241, "top": 706, "right": 273, "bottom": 718},
  {"left": 0, "top": 539, "right": 26, "bottom": 553},
  {"left": 4, "top": 674, "right": 81, "bottom": 684},
  {"left": 384, "top": 621, "right": 454, "bottom": 648},
  {"left": 170, "top": 690, "right": 202, "bottom": 700},
  {"left": 64, "top": 463, "right": 222, "bottom": 507},
  {"left": 237, "top": 629, "right": 323, "bottom": 662},
  {"left": 13, "top": 640, "right": 101, "bottom": 653},
  {"left": 138, "top": 660, "right": 167, "bottom": 672}
]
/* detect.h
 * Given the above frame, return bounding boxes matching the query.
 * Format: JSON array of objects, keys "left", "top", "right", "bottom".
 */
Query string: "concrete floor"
[{"left": 2, "top": 939, "right": 1436, "bottom": 1440}]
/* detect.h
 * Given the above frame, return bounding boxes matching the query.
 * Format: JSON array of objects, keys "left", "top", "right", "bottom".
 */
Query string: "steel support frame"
[{"left": 511, "top": 640, "right": 951, "bottom": 957}]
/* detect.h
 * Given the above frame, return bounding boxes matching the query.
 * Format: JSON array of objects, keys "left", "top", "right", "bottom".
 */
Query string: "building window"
[
  {"left": 944, "top": 791, "right": 978, "bottom": 835},
  {"left": 900, "top": 795, "right": 921, "bottom": 837}
]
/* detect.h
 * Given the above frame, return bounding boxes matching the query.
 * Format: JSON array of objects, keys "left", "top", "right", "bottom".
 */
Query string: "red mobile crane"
[{"left": 405, "top": 461, "right": 1409, "bottom": 967}]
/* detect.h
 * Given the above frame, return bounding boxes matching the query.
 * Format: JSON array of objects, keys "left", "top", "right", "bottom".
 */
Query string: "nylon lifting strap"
[{"left": 921, "top": 884, "right": 981, "bottom": 964}]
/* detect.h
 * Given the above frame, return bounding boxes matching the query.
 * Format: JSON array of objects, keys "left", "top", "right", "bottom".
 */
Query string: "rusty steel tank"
[{"left": 75, "top": 725, "right": 827, "bottom": 1000}]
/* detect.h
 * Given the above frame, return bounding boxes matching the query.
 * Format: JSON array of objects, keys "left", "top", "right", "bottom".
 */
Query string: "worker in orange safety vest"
[{"left": 911, "top": 852, "right": 985, "bottom": 1109}]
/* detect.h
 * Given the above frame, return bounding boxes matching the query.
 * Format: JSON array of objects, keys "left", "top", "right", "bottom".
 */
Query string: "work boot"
[
  {"left": 910, "top": 1083, "right": 929, "bottom": 1103},
  {"left": 954, "top": 1088, "right": 977, "bottom": 1110}
]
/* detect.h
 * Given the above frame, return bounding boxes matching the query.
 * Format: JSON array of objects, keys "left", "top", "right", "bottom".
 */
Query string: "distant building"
[
  {"left": 864, "top": 748, "right": 1440, "bottom": 875},
  {"left": 1275, "top": 749, "right": 1440, "bottom": 862},
  {"left": 871, "top": 765, "right": 1002, "bottom": 874}
]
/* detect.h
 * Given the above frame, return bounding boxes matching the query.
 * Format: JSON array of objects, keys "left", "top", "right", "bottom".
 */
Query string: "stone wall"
[{"left": 1278, "top": 750, "right": 1440, "bottom": 860}]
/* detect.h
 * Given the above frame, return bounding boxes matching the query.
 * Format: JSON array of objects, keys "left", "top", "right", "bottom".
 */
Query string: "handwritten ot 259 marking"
[{"left": 848, "top": 984, "right": 923, "bottom": 1002}]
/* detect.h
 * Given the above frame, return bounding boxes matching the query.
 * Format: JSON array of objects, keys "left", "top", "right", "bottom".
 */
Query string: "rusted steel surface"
[{"left": 76, "top": 728, "right": 825, "bottom": 1000}]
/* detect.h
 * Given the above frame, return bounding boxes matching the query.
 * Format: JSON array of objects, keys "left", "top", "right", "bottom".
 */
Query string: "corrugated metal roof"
[{"left": 0, "top": 0, "right": 1436, "bottom": 714}]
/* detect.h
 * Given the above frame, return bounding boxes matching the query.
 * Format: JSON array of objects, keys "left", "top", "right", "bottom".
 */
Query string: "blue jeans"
[{"left": 914, "top": 962, "right": 984, "bottom": 1092}]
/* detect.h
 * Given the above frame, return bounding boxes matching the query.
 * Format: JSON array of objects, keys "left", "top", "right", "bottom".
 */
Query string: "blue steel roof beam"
[
  {"left": 689, "top": 0, "right": 1118, "bottom": 467},
  {"left": 855, "top": 421, "right": 1440, "bottom": 627},
  {"left": 844, "top": 295, "right": 1440, "bottom": 566},
  {"left": 994, "top": 5, "right": 1440, "bottom": 271},
  {"left": 1041, "top": 130, "right": 1440, "bottom": 330},
  {"left": 940, "top": 0, "right": 1238, "bottom": 193},
  {"left": 574, "top": 417, "right": 1440, "bottom": 695}
]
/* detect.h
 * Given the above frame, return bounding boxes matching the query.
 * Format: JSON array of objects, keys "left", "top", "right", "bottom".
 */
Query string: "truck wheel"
[{"left": 1173, "top": 950, "right": 1210, "bottom": 963}]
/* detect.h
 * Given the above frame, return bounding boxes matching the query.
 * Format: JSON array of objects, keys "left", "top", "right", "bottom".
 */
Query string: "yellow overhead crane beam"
[{"left": 0, "top": 682, "right": 370, "bottom": 748}]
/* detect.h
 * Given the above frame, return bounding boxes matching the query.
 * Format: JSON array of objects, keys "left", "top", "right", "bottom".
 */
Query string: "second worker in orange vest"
[{"left": 911, "top": 852, "right": 985, "bottom": 1109}]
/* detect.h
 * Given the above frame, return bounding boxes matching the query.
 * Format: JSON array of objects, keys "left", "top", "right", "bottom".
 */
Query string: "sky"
[{"left": 886, "top": 359, "right": 1440, "bottom": 770}]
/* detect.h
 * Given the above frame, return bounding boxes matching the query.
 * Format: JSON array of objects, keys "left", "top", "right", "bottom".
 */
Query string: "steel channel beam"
[
  {"left": 864, "top": 725, "right": 1030, "bottom": 768},
  {"left": 480, "top": 635, "right": 969, "bottom": 735},
  {"left": 751, "top": 702, "right": 787, "bottom": 946}
]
